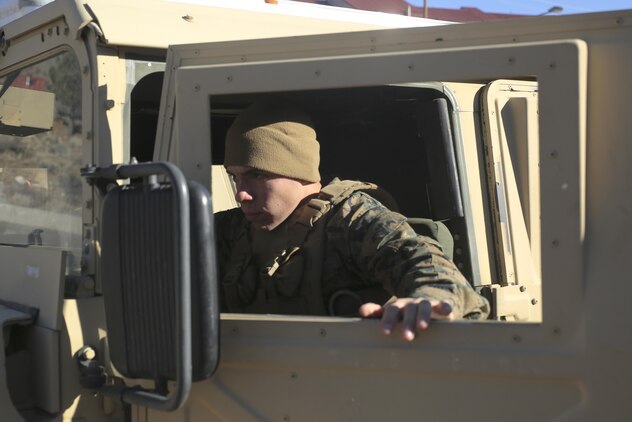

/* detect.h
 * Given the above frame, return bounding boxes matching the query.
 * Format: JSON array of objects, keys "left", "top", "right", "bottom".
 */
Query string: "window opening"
[
  {"left": 125, "top": 60, "right": 165, "bottom": 163},
  {"left": 210, "top": 86, "right": 478, "bottom": 302}
]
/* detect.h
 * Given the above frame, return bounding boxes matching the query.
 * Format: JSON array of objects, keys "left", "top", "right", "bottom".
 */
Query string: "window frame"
[{"left": 170, "top": 38, "right": 586, "bottom": 346}]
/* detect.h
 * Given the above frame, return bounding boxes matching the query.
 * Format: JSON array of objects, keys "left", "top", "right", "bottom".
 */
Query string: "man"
[{"left": 215, "top": 98, "right": 489, "bottom": 341}]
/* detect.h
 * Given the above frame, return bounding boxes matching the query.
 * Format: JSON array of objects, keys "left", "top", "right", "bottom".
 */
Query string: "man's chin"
[
  {"left": 252, "top": 221, "right": 281, "bottom": 231},
  {"left": 252, "top": 220, "right": 284, "bottom": 231}
]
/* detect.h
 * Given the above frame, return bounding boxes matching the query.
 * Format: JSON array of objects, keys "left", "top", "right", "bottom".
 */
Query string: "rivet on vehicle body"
[
  {"left": 531, "top": 298, "right": 538, "bottom": 305},
  {"left": 553, "top": 327, "right": 561, "bottom": 335},
  {"left": 550, "top": 150, "right": 558, "bottom": 158},
  {"left": 182, "top": 15, "right": 194, "bottom": 22},
  {"left": 549, "top": 62, "right": 556, "bottom": 69},
  {"left": 314, "top": 70, "right": 321, "bottom": 77},
  {"left": 616, "top": 17, "right": 623, "bottom": 24},
  {"left": 319, "top": 328, "right": 327, "bottom": 337},
  {"left": 508, "top": 57, "right": 516, "bottom": 64},
  {"left": 226, "top": 75, "right": 233, "bottom": 82},
  {"left": 193, "top": 49, "right": 199, "bottom": 55},
  {"left": 231, "top": 326, "right": 239, "bottom": 335},
  {"left": 283, "top": 415, "right": 290, "bottom": 422},
  {"left": 290, "top": 372, "right": 298, "bottom": 380},
  {"left": 552, "top": 239, "right": 560, "bottom": 247},
  {"left": 519, "top": 286, "right": 527, "bottom": 292},
  {"left": 512, "top": 335, "right": 521, "bottom": 343},
  {"left": 194, "top": 83, "right": 200, "bottom": 91},
  {"left": 408, "top": 64, "right": 414, "bottom": 71}
]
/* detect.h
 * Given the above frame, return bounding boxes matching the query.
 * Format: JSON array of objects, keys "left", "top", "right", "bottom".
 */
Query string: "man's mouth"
[{"left": 242, "top": 209, "right": 263, "bottom": 220}]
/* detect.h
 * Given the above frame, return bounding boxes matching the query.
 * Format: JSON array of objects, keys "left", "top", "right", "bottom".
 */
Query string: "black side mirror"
[{"left": 82, "top": 161, "right": 219, "bottom": 411}]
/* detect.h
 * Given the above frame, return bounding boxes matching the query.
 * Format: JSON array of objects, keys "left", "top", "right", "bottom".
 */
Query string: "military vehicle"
[{"left": 0, "top": 0, "right": 630, "bottom": 420}]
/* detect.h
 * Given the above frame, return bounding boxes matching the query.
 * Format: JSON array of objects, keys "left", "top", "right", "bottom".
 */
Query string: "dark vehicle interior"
[{"left": 130, "top": 74, "right": 474, "bottom": 282}]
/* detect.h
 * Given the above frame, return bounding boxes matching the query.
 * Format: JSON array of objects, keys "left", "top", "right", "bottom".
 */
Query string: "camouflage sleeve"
[{"left": 327, "top": 192, "right": 490, "bottom": 319}]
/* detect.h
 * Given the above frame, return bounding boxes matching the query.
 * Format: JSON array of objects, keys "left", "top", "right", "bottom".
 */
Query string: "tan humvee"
[{"left": 0, "top": 0, "right": 630, "bottom": 420}]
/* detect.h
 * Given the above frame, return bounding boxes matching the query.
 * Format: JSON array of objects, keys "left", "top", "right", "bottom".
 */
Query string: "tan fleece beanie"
[{"left": 224, "top": 98, "right": 320, "bottom": 182}]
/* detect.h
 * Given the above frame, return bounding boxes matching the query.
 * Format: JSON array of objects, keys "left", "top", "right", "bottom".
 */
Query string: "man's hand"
[{"left": 359, "top": 298, "right": 454, "bottom": 342}]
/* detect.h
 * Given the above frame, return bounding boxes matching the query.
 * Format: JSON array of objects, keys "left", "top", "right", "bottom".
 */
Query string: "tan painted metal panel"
[
  {"left": 443, "top": 82, "right": 494, "bottom": 287},
  {"left": 85, "top": 0, "right": 443, "bottom": 49},
  {"left": 24, "top": 325, "right": 60, "bottom": 413},
  {"left": 0, "top": 245, "right": 66, "bottom": 330},
  {"left": 147, "top": 316, "right": 585, "bottom": 421},
  {"left": 482, "top": 80, "right": 542, "bottom": 321},
  {"left": 210, "top": 165, "right": 237, "bottom": 212},
  {"left": 166, "top": 37, "right": 593, "bottom": 417},
  {"left": 0, "top": 307, "right": 32, "bottom": 422},
  {"left": 0, "top": 85, "right": 55, "bottom": 135}
]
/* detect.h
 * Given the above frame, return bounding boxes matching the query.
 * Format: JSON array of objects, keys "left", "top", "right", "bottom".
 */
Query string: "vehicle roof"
[{"left": 0, "top": 0, "right": 448, "bottom": 50}]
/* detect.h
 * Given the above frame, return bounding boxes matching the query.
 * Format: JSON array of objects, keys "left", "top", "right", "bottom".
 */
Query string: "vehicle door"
[{"left": 149, "top": 25, "right": 587, "bottom": 421}]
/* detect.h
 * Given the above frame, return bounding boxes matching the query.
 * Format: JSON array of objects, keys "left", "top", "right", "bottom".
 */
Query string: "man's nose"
[{"left": 235, "top": 184, "right": 253, "bottom": 203}]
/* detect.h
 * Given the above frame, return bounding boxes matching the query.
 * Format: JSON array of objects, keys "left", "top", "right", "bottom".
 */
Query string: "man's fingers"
[
  {"left": 416, "top": 300, "right": 433, "bottom": 331},
  {"left": 381, "top": 304, "right": 402, "bottom": 335},
  {"left": 402, "top": 303, "right": 419, "bottom": 341},
  {"left": 361, "top": 298, "right": 456, "bottom": 341},
  {"left": 431, "top": 301, "right": 454, "bottom": 319},
  {"left": 358, "top": 302, "right": 383, "bottom": 318}
]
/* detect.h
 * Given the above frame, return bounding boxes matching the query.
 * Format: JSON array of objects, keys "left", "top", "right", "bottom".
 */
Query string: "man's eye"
[{"left": 253, "top": 172, "right": 269, "bottom": 180}]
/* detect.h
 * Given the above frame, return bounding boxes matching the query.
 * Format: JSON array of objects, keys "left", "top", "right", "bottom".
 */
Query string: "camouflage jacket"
[{"left": 215, "top": 181, "right": 490, "bottom": 319}]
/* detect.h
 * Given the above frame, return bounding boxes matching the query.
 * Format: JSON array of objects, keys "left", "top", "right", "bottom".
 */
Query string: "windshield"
[{"left": 0, "top": 50, "right": 83, "bottom": 271}]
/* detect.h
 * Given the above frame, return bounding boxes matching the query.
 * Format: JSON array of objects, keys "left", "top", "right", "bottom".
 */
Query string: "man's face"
[{"left": 226, "top": 165, "right": 309, "bottom": 231}]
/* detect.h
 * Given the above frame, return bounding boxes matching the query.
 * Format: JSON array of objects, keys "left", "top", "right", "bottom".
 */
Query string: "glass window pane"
[{"left": 0, "top": 51, "right": 83, "bottom": 271}]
